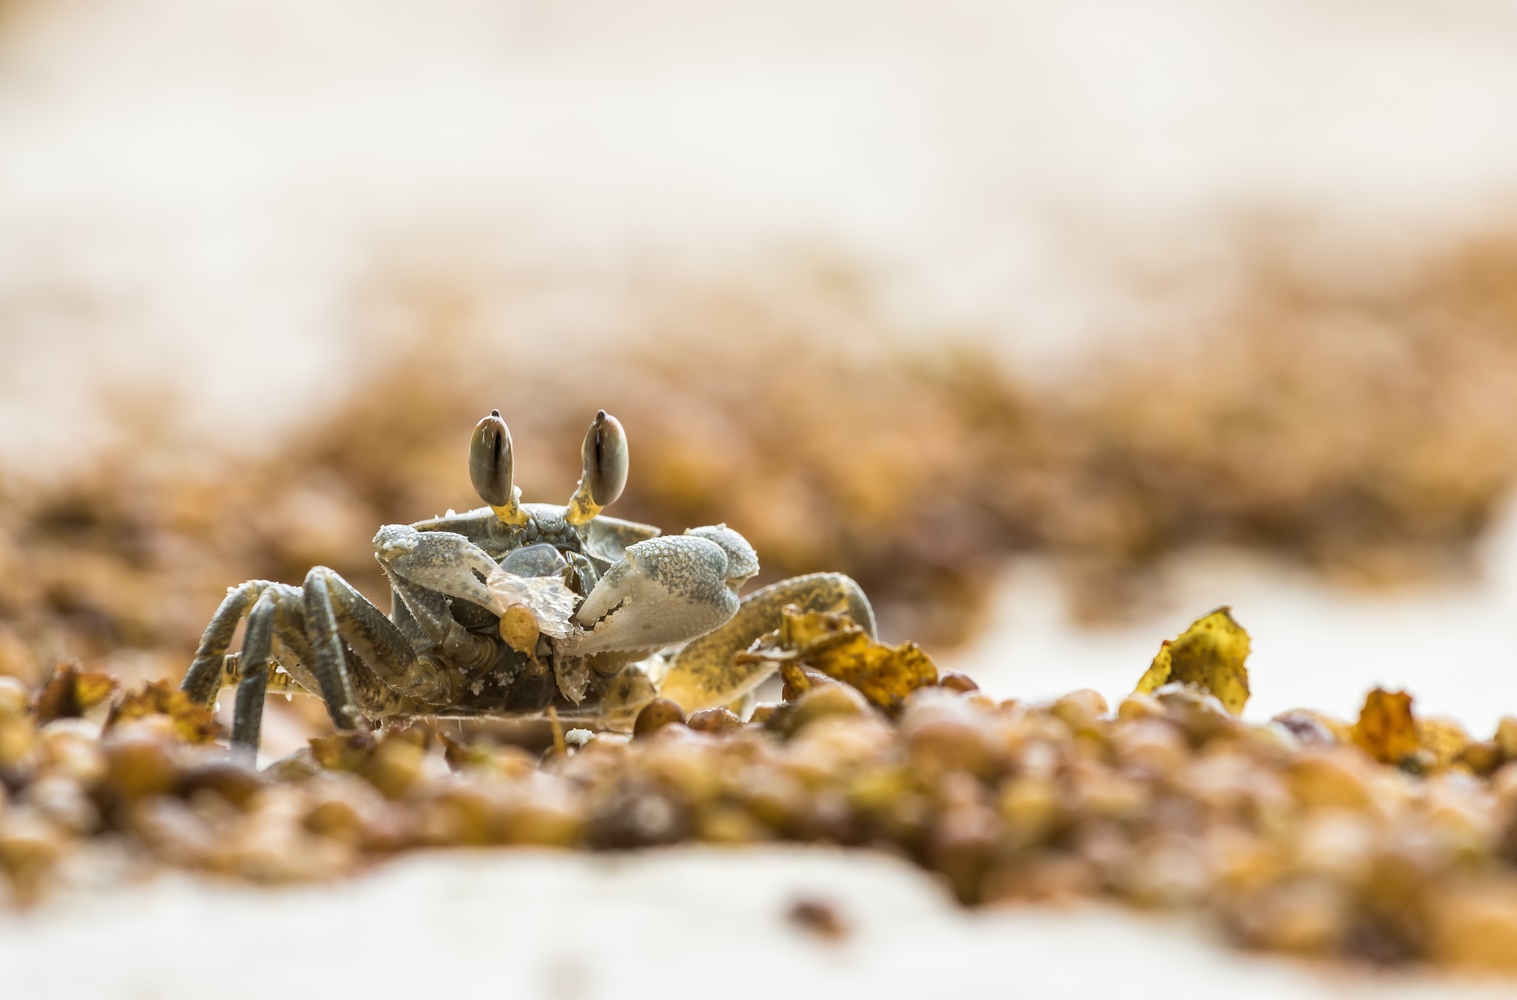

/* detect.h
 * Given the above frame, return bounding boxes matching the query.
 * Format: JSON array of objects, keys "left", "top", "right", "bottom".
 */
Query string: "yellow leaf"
[
  {"left": 737, "top": 607, "right": 938, "bottom": 716},
  {"left": 1351, "top": 688, "right": 1420, "bottom": 765},
  {"left": 33, "top": 664, "right": 118, "bottom": 724},
  {"left": 1134, "top": 607, "right": 1251, "bottom": 716}
]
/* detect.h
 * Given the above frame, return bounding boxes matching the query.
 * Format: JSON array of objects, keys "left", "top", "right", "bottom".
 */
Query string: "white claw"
[{"left": 568, "top": 534, "right": 744, "bottom": 657}]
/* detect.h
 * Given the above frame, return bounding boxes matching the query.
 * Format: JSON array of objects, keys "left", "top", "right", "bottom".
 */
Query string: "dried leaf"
[
  {"left": 33, "top": 663, "right": 117, "bottom": 723},
  {"left": 1135, "top": 607, "right": 1251, "bottom": 716},
  {"left": 736, "top": 607, "right": 937, "bottom": 716},
  {"left": 104, "top": 680, "right": 219, "bottom": 744},
  {"left": 1352, "top": 689, "right": 1420, "bottom": 765}
]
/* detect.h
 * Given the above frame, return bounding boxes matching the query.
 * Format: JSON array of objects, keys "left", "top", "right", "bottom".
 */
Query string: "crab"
[{"left": 180, "top": 409, "right": 876, "bottom": 755}]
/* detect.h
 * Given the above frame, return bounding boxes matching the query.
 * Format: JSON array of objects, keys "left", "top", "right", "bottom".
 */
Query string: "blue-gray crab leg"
[
  {"left": 266, "top": 607, "right": 415, "bottom": 719},
  {"left": 385, "top": 575, "right": 495, "bottom": 674},
  {"left": 230, "top": 590, "right": 277, "bottom": 756},
  {"left": 182, "top": 580, "right": 276, "bottom": 706},
  {"left": 302, "top": 566, "right": 443, "bottom": 719},
  {"left": 656, "top": 572, "right": 876, "bottom": 713},
  {"left": 188, "top": 574, "right": 427, "bottom": 755},
  {"left": 192, "top": 582, "right": 406, "bottom": 708}
]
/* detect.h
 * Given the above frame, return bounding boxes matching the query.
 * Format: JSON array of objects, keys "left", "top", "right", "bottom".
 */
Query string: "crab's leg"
[
  {"left": 386, "top": 576, "right": 488, "bottom": 668},
  {"left": 215, "top": 614, "right": 419, "bottom": 724},
  {"left": 267, "top": 618, "right": 416, "bottom": 720},
  {"left": 186, "top": 576, "right": 423, "bottom": 754},
  {"left": 182, "top": 580, "right": 277, "bottom": 706},
  {"left": 230, "top": 590, "right": 277, "bottom": 756},
  {"left": 302, "top": 566, "right": 439, "bottom": 719},
  {"left": 657, "top": 572, "right": 876, "bottom": 714}
]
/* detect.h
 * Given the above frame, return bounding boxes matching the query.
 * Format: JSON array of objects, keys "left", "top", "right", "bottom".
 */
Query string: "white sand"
[{"left": 4, "top": 847, "right": 1513, "bottom": 1000}]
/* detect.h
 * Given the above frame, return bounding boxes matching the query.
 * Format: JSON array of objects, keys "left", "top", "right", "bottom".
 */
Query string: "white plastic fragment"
[{"left": 485, "top": 566, "right": 580, "bottom": 639}]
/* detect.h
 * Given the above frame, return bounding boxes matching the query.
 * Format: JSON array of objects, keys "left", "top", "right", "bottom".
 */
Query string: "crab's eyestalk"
[
  {"left": 565, "top": 410, "right": 628, "bottom": 525},
  {"left": 470, "top": 410, "right": 528, "bottom": 525}
]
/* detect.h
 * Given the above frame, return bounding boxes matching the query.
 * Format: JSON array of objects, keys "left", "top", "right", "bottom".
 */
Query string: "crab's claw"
[{"left": 566, "top": 525, "right": 758, "bottom": 657}]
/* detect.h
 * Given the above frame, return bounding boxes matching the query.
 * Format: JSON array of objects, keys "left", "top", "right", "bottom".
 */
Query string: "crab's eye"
[
  {"left": 581, "top": 410, "right": 628, "bottom": 507},
  {"left": 469, "top": 410, "right": 516, "bottom": 507}
]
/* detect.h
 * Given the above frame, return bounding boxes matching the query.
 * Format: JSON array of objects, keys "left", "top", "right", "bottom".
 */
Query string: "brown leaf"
[
  {"left": 33, "top": 663, "right": 118, "bottom": 723},
  {"left": 104, "top": 680, "right": 219, "bottom": 744},
  {"left": 1351, "top": 689, "right": 1420, "bottom": 765},
  {"left": 736, "top": 607, "right": 937, "bottom": 716},
  {"left": 1134, "top": 607, "right": 1251, "bottom": 716}
]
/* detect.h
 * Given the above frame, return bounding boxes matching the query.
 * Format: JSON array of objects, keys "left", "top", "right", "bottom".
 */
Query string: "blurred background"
[{"left": 4, "top": 0, "right": 1517, "bottom": 747}]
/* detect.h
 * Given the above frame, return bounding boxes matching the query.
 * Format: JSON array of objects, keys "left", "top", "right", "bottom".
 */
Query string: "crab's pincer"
[{"left": 568, "top": 526, "right": 759, "bottom": 657}]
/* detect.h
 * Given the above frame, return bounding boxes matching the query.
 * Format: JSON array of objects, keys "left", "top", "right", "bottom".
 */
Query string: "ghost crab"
[{"left": 180, "top": 409, "right": 875, "bottom": 755}]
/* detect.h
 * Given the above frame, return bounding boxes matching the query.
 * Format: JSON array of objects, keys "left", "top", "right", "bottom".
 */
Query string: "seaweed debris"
[{"left": 4, "top": 611, "right": 1517, "bottom": 974}]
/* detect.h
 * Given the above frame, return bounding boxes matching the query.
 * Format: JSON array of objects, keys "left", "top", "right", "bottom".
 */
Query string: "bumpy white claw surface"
[{"left": 569, "top": 535, "right": 743, "bottom": 656}]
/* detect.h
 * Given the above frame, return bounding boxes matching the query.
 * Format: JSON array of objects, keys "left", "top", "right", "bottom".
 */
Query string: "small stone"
[
  {"left": 775, "top": 684, "right": 871, "bottom": 738},
  {"left": 101, "top": 726, "right": 179, "bottom": 802},
  {"left": 686, "top": 707, "right": 743, "bottom": 735},
  {"left": 1116, "top": 692, "right": 1163, "bottom": 721},
  {"left": 1286, "top": 751, "right": 1371, "bottom": 811},
  {"left": 1431, "top": 879, "right": 1517, "bottom": 972},
  {"left": 633, "top": 698, "right": 686, "bottom": 739},
  {"left": 0, "top": 678, "right": 29, "bottom": 719},
  {"left": 786, "top": 897, "right": 850, "bottom": 941},
  {"left": 1050, "top": 689, "right": 1108, "bottom": 730},
  {"left": 938, "top": 672, "right": 979, "bottom": 694},
  {"left": 176, "top": 757, "right": 268, "bottom": 809},
  {"left": 1272, "top": 709, "right": 1349, "bottom": 747}
]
